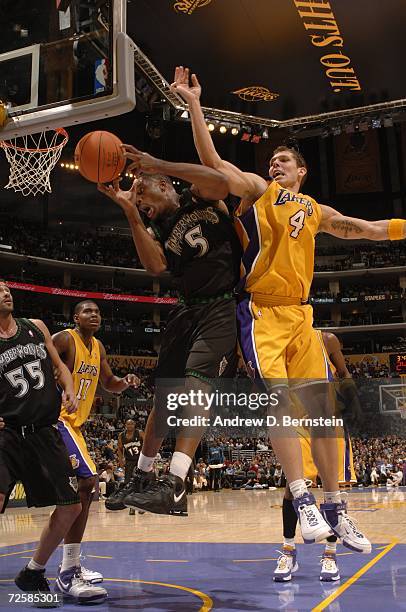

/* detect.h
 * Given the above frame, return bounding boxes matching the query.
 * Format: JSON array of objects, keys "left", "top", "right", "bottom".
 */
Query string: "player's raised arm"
[
  {"left": 123, "top": 146, "right": 229, "bottom": 202},
  {"left": 98, "top": 179, "right": 168, "bottom": 276},
  {"left": 30, "top": 319, "right": 78, "bottom": 414},
  {"left": 319, "top": 205, "right": 405, "bottom": 241},
  {"left": 171, "top": 66, "right": 267, "bottom": 201}
]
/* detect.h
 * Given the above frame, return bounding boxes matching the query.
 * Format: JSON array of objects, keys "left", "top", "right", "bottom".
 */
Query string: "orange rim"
[{"left": 0, "top": 128, "right": 68, "bottom": 152}]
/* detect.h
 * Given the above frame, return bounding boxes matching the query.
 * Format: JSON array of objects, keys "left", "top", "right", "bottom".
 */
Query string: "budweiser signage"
[{"left": 6, "top": 281, "right": 178, "bottom": 305}]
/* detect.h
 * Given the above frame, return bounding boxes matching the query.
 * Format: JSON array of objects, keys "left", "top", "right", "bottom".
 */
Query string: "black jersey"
[
  {"left": 120, "top": 429, "right": 142, "bottom": 461},
  {"left": 0, "top": 319, "right": 61, "bottom": 427},
  {"left": 151, "top": 190, "right": 241, "bottom": 299}
]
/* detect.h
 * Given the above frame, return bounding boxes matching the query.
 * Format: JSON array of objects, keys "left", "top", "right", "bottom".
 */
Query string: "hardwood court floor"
[{"left": 1, "top": 487, "right": 405, "bottom": 611}]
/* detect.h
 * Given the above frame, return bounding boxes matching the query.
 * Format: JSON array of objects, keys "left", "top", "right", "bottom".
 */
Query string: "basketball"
[{"left": 74, "top": 131, "right": 126, "bottom": 183}]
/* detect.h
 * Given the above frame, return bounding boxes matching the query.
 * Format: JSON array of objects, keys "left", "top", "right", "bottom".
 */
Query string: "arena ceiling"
[{"left": 129, "top": 0, "right": 406, "bottom": 129}]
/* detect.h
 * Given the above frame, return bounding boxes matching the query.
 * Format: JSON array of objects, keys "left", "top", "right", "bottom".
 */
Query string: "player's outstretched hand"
[
  {"left": 170, "top": 66, "right": 201, "bottom": 104},
  {"left": 123, "top": 373, "right": 141, "bottom": 389},
  {"left": 0, "top": 417, "right": 4, "bottom": 430},
  {"left": 63, "top": 390, "right": 79, "bottom": 414},
  {"left": 121, "top": 145, "right": 162, "bottom": 175},
  {"left": 98, "top": 179, "right": 141, "bottom": 217}
]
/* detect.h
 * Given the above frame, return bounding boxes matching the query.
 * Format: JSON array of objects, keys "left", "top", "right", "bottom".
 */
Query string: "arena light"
[
  {"left": 262, "top": 128, "right": 269, "bottom": 139},
  {"left": 219, "top": 125, "right": 227, "bottom": 134},
  {"left": 180, "top": 110, "right": 189, "bottom": 119},
  {"left": 231, "top": 127, "right": 239, "bottom": 136},
  {"left": 207, "top": 123, "right": 215, "bottom": 132}
]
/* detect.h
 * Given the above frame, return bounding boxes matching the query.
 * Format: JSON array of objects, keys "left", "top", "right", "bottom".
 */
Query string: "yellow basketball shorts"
[
  {"left": 237, "top": 295, "right": 332, "bottom": 380},
  {"left": 298, "top": 426, "right": 356, "bottom": 484},
  {"left": 57, "top": 419, "right": 97, "bottom": 479}
]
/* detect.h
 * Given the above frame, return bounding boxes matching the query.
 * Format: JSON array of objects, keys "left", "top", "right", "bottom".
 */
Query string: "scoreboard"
[{"left": 390, "top": 354, "right": 406, "bottom": 375}]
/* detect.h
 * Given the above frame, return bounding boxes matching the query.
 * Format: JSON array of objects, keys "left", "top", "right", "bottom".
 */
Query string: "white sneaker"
[
  {"left": 80, "top": 566, "right": 103, "bottom": 584},
  {"left": 320, "top": 553, "right": 340, "bottom": 581},
  {"left": 293, "top": 492, "right": 333, "bottom": 544},
  {"left": 55, "top": 565, "right": 107, "bottom": 603},
  {"left": 320, "top": 500, "right": 372, "bottom": 554},
  {"left": 273, "top": 549, "right": 299, "bottom": 582}
]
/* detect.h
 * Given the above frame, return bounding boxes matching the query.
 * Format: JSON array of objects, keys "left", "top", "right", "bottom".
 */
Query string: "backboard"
[{"left": 0, "top": 0, "right": 135, "bottom": 138}]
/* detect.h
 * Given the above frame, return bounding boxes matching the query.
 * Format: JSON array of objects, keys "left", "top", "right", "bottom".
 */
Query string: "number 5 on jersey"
[
  {"left": 289, "top": 209, "right": 306, "bottom": 238},
  {"left": 185, "top": 224, "right": 209, "bottom": 257}
]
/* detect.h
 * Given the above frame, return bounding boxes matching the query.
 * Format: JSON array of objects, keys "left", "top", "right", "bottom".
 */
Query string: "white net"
[
  {"left": 0, "top": 128, "right": 68, "bottom": 197},
  {"left": 379, "top": 378, "right": 406, "bottom": 418}
]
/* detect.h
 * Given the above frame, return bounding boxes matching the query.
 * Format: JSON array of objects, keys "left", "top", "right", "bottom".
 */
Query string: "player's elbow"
[
  {"left": 214, "top": 173, "right": 230, "bottom": 200},
  {"left": 146, "top": 262, "right": 167, "bottom": 276}
]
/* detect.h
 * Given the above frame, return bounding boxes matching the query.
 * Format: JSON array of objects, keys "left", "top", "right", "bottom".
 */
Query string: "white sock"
[
  {"left": 61, "top": 543, "right": 81, "bottom": 572},
  {"left": 169, "top": 451, "right": 192, "bottom": 481},
  {"left": 289, "top": 479, "right": 308, "bottom": 499},
  {"left": 138, "top": 452, "right": 156, "bottom": 472},
  {"left": 324, "top": 491, "right": 341, "bottom": 503},
  {"left": 283, "top": 537, "right": 296, "bottom": 549},
  {"left": 27, "top": 559, "right": 45, "bottom": 571},
  {"left": 325, "top": 541, "right": 337, "bottom": 554}
]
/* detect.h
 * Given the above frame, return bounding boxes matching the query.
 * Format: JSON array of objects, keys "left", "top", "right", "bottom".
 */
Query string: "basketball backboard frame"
[
  {"left": 0, "top": 44, "right": 40, "bottom": 113},
  {"left": 0, "top": 0, "right": 135, "bottom": 139}
]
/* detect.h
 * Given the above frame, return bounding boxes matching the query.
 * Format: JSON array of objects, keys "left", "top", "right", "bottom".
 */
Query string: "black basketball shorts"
[
  {"left": 0, "top": 425, "right": 80, "bottom": 512},
  {"left": 156, "top": 297, "right": 238, "bottom": 381}
]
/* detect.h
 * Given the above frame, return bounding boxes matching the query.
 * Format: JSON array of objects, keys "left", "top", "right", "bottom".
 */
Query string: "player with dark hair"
[
  {"left": 99, "top": 152, "right": 240, "bottom": 516},
  {"left": 52, "top": 300, "right": 139, "bottom": 603},
  {"left": 116, "top": 418, "right": 144, "bottom": 515},
  {"left": 0, "top": 281, "right": 81, "bottom": 597},
  {"left": 171, "top": 65, "right": 404, "bottom": 552}
]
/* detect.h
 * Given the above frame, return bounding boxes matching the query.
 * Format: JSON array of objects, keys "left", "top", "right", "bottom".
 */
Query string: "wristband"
[{"left": 388, "top": 219, "right": 405, "bottom": 241}]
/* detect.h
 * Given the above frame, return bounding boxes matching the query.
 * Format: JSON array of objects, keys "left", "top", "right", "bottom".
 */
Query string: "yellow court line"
[
  {"left": 104, "top": 578, "right": 212, "bottom": 612},
  {"left": 233, "top": 558, "right": 277, "bottom": 563},
  {"left": 86, "top": 555, "right": 113, "bottom": 559},
  {"left": 146, "top": 559, "right": 189, "bottom": 563},
  {"left": 0, "top": 548, "right": 37, "bottom": 558},
  {"left": 0, "top": 577, "right": 212, "bottom": 611},
  {"left": 312, "top": 540, "right": 398, "bottom": 612}
]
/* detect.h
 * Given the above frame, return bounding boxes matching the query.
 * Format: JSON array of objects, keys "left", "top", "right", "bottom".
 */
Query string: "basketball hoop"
[{"left": 0, "top": 128, "right": 68, "bottom": 197}]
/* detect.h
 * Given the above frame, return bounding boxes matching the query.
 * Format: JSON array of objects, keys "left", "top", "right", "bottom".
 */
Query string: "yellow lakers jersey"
[
  {"left": 59, "top": 328, "right": 100, "bottom": 427},
  {"left": 235, "top": 181, "right": 322, "bottom": 300}
]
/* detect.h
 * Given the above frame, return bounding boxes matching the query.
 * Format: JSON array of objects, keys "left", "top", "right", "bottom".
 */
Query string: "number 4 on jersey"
[{"left": 289, "top": 209, "right": 306, "bottom": 238}]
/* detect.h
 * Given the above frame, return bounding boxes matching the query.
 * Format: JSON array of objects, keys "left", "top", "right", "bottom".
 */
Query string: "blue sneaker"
[
  {"left": 273, "top": 548, "right": 299, "bottom": 582},
  {"left": 320, "top": 553, "right": 340, "bottom": 581},
  {"left": 55, "top": 566, "right": 107, "bottom": 604},
  {"left": 293, "top": 492, "right": 333, "bottom": 544},
  {"left": 320, "top": 500, "right": 372, "bottom": 554}
]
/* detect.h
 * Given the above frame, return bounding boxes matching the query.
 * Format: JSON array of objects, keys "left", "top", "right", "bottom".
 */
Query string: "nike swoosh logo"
[
  {"left": 174, "top": 491, "right": 185, "bottom": 503},
  {"left": 58, "top": 578, "right": 70, "bottom": 590}
]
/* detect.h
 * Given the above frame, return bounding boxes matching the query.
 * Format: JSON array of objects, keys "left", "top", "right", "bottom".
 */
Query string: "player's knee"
[
  {"left": 55, "top": 502, "right": 82, "bottom": 524},
  {"left": 78, "top": 475, "right": 96, "bottom": 497},
  {"left": 0, "top": 492, "right": 5, "bottom": 513}
]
